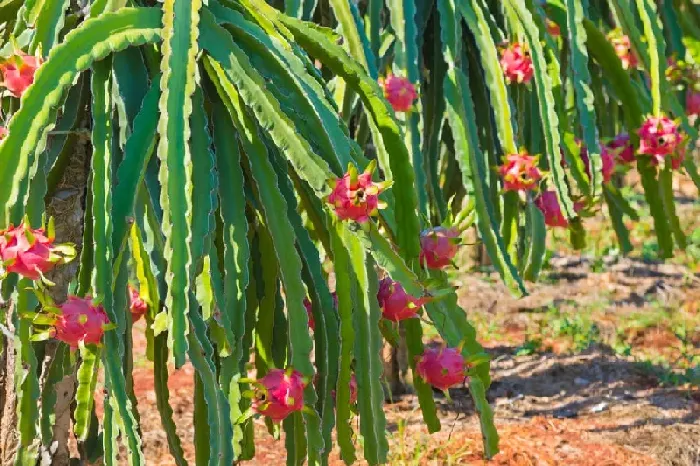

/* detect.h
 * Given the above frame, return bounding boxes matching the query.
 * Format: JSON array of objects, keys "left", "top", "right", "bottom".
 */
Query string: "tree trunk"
[
  {"left": 0, "top": 304, "right": 18, "bottom": 465},
  {"left": 0, "top": 131, "right": 89, "bottom": 465}
]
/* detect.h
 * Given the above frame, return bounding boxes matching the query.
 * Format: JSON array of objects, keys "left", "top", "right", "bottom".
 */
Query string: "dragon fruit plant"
[{"left": 0, "top": 0, "right": 696, "bottom": 465}]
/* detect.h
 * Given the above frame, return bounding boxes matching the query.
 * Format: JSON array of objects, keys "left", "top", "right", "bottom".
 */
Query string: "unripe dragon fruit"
[
  {"left": 500, "top": 42, "right": 534, "bottom": 84},
  {"left": 546, "top": 19, "right": 561, "bottom": 37},
  {"left": 253, "top": 368, "right": 307, "bottom": 423},
  {"left": 377, "top": 277, "right": 428, "bottom": 322},
  {"left": 0, "top": 222, "right": 58, "bottom": 280},
  {"left": 607, "top": 133, "right": 635, "bottom": 164},
  {"left": 416, "top": 346, "right": 467, "bottom": 391},
  {"left": 128, "top": 285, "right": 148, "bottom": 323},
  {"left": 327, "top": 162, "right": 389, "bottom": 223},
  {"left": 0, "top": 53, "right": 42, "bottom": 98},
  {"left": 303, "top": 292, "right": 338, "bottom": 331},
  {"left": 53, "top": 296, "right": 110, "bottom": 348},
  {"left": 608, "top": 32, "right": 638, "bottom": 70},
  {"left": 499, "top": 152, "right": 542, "bottom": 192},
  {"left": 637, "top": 116, "right": 682, "bottom": 164},
  {"left": 419, "top": 226, "right": 460, "bottom": 269},
  {"left": 687, "top": 91, "right": 700, "bottom": 117},
  {"left": 379, "top": 74, "right": 417, "bottom": 112},
  {"left": 534, "top": 191, "right": 583, "bottom": 228}
]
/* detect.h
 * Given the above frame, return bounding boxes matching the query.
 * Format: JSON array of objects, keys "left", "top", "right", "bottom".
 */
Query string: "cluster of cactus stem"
[{"left": 0, "top": 0, "right": 697, "bottom": 464}]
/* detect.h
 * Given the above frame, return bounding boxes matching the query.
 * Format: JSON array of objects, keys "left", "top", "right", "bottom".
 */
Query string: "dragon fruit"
[
  {"left": 377, "top": 277, "right": 428, "bottom": 322},
  {"left": 379, "top": 74, "right": 417, "bottom": 112},
  {"left": 128, "top": 285, "right": 148, "bottom": 323},
  {"left": 600, "top": 145, "right": 616, "bottom": 183},
  {"left": 687, "top": 91, "right": 700, "bottom": 117},
  {"left": 546, "top": 19, "right": 560, "bottom": 37},
  {"left": 253, "top": 368, "right": 307, "bottom": 423},
  {"left": 637, "top": 116, "right": 682, "bottom": 164},
  {"left": 500, "top": 42, "right": 534, "bottom": 84},
  {"left": 0, "top": 126, "right": 6, "bottom": 140},
  {"left": 534, "top": 191, "right": 583, "bottom": 228},
  {"left": 416, "top": 346, "right": 467, "bottom": 391},
  {"left": 0, "top": 53, "right": 42, "bottom": 98},
  {"left": 608, "top": 33, "right": 638, "bottom": 70},
  {"left": 499, "top": 152, "right": 543, "bottom": 192},
  {"left": 327, "top": 162, "right": 389, "bottom": 223},
  {"left": 419, "top": 226, "right": 460, "bottom": 269},
  {"left": 349, "top": 373, "right": 358, "bottom": 404},
  {"left": 331, "top": 373, "right": 358, "bottom": 404},
  {"left": 303, "top": 292, "right": 338, "bottom": 331},
  {"left": 53, "top": 296, "right": 110, "bottom": 349},
  {"left": 0, "top": 222, "right": 59, "bottom": 280},
  {"left": 607, "top": 133, "right": 635, "bottom": 164}
]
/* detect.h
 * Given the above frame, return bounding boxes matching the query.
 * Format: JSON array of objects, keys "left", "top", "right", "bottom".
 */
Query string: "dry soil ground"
[{"left": 121, "top": 178, "right": 699, "bottom": 465}]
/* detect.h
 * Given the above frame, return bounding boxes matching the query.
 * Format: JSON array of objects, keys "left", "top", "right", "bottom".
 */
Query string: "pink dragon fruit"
[
  {"left": 607, "top": 133, "right": 635, "bottom": 164},
  {"left": 128, "top": 285, "right": 148, "bottom": 323},
  {"left": 379, "top": 74, "right": 417, "bottom": 112},
  {"left": 253, "top": 368, "right": 307, "bottom": 423},
  {"left": 637, "top": 116, "right": 682, "bottom": 164},
  {"left": 53, "top": 296, "right": 110, "bottom": 348},
  {"left": 600, "top": 144, "right": 616, "bottom": 183},
  {"left": 499, "top": 152, "right": 543, "bottom": 192},
  {"left": 331, "top": 373, "right": 358, "bottom": 404},
  {"left": 377, "top": 277, "right": 428, "bottom": 322},
  {"left": 303, "top": 292, "right": 338, "bottom": 331},
  {"left": 419, "top": 226, "right": 460, "bottom": 269},
  {"left": 0, "top": 126, "right": 7, "bottom": 140},
  {"left": 349, "top": 373, "right": 358, "bottom": 404},
  {"left": 0, "top": 222, "right": 59, "bottom": 280},
  {"left": 327, "top": 162, "right": 389, "bottom": 223},
  {"left": 687, "top": 91, "right": 700, "bottom": 117},
  {"left": 416, "top": 346, "right": 467, "bottom": 391},
  {"left": 535, "top": 191, "right": 584, "bottom": 228},
  {"left": 608, "top": 33, "right": 638, "bottom": 70},
  {"left": 500, "top": 42, "right": 534, "bottom": 84},
  {"left": 0, "top": 53, "right": 42, "bottom": 98}
]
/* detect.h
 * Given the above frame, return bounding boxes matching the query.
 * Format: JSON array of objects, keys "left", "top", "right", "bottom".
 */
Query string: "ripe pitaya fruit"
[
  {"left": 0, "top": 222, "right": 59, "bottom": 280},
  {"left": 600, "top": 145, "right": 616, "bottom": 183},
  {"left": 377, "top": 277, "right": 428, "bottom": 322},
  {"left": 128, "top": 285, "right": 148, "bottom": 323},
  {"left": 416, "top": 346, "right": 467, "bottom": 391},
  {"left": 637, "top": 116, "right": 682, "bottom": 164},
  {"left": 0, "top": 53, "right": 42, "bottom": 98},
  {"left": 608, "top": 32, "right": 638, "bottom": 70},
  {"left": 0, "top": 126, "right": 7, "bottom": 140},
  {"left": 419, "top": 226, "right": 461, "bottom": 269},
  {"left": 534, "top": 191, "right": 583, "bottom": 228},
  {"left": 349, "top": 373, "right": 358, "bottom": 404},
  {"left": 500, "top": 42, "right": 534, "bottom": 84},
  {"left": 303, "top": 292, "right": 338, "bottom": 331},
  {"left": 53, "top": 296, "right": 110, "bottom": 348},
  {"left": 253, "top": 368, "right": 307, "bottom": 423},
  {"left": 687, "top": 91, "right": 700, "bottom": 117},
  {"left": 499, "top": 152, "right": 543, "bottom": 192},
  {"left": 607, "top": 133, "right": 635, "bottom": 164},
  {"left": 331, "top": 373, "right": 358, "bottom": 404},
  {"left": 327, "top": 162, "right": 389, "bottom": 223},
  {"left": 379, "top": 74, "right": 417, "bottom": 112}
]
